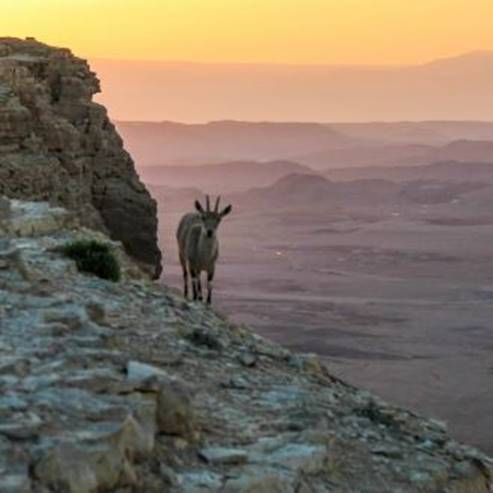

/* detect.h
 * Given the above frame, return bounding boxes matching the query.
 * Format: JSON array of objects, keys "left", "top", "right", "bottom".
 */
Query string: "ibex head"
[{"left": 195, "top": 195, "right": 232, "bottom": 238}]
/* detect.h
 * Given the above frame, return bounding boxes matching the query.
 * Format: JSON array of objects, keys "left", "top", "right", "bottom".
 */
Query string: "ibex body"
[{"left": 177, "top": 196, "right": 232, "bottom": 304}]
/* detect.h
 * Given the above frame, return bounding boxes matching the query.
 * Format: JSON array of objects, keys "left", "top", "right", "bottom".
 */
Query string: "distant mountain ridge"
[
  {"left": 420, "top": 50, "right": 493, "bottom": 70},
  {"left": 293, "top": 139, "right": 493, "bottom": 169},
  {"left": 93, "top": 51, "right": 493, "bottom": 122},
  {"left": 118, "top": 119, "right": 493, "bottom": 170},
  {"left": 118, "top": 121, "right": 356, "bottom": 166},
  {"left": 139, "top": 159, "right": 316, "bottom": 193},
  {"left": 329, "top": 121, "right": 493, "bottom": 144},
  {"left": 232, "top": 172, "right": 490, "bottom": 210},
  {"left": 234, "top": 173, "right": 399, "bottom": 209},
  {"left": 325, "top": 160, "right": 493, "bottom": 183}
]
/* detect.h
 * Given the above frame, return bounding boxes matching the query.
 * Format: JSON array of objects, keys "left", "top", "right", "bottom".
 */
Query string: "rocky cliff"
[
  {"left": 0, "top": 197, "right": 491, "bottom": 492},
  {"left": 0, "top": 37, "right": 161, "bottom": 278}
]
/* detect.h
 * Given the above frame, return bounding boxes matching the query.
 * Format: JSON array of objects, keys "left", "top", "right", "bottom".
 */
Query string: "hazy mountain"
[
  {"left": 225, "top": 170, "right": 488, "bottom": 212},
  {"left": 432, "top": 140, "right": 493, "bottom": 162},
  {"left": 294, "top": 139, "right": 493, "bottom": 170},
  {"left": 120, "top": 118, "right": 493, "bottom": 171},
  {"left": 92, "top": 51, "right": 493, "bottom": 122},
  {"left": 325, "top": 160, "right": 493, "bottom": 183},
  {"left": 146, "top": 184, "right": 203, "bottom": 213},
  {"left": 443, "top": 184, "right": 493, "bottom": 216},
  {"left": 291, "top": 144, "right": 434, "bottom": 169},
  {"left": 119, "top": 121, "right": 355, "bottom": 166},
  {"left": 398, "top": 180, "right": 488, "bottom": 205},
  {"left": 330, "top": 121, "right": 493, "bottom": 145},
  {"left": 139, "top": 160, "right": 316, "bottom": 193},
  {"left": 232, "top": 173, "right": 400, "bottom": 210}
]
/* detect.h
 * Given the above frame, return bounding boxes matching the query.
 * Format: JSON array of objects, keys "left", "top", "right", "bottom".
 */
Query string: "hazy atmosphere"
[
  {"left": 2, "top": 2, "right": 493, "bottom": 490},
  {"left": 5, "top": 1, "right": 493, "bottom": 121},
  {"left": 5, "top": 0, "right": 493, "bottom": 65}
]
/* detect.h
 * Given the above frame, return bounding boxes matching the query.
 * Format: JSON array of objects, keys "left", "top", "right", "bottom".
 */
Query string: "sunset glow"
[{"left": 3, "top": 0, "right": 493, "bottom": 65}]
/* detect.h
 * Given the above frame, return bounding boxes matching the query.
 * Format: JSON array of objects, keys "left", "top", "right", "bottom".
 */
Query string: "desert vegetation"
[{"left": 62, "top": 239, "right": 121, "bottom": 282}]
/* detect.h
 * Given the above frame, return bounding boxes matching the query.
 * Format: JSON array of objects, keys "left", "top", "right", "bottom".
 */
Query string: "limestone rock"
[
  {"left": 177, "top": 471, "right": 224, "bottom": 491},
  {"left": 199, "top": 447, "right": 249, "bottom": 465},
  {"left": 43, "top": 305, "right": 87, "bottom": 331},
  {"left": 0, "top": 37, "right": 161, "bottom": 277},
  {"left": 33, "top": 444, "right": 100, "bottom": 493},
  {"left": 222, "top": 468, "right": 294, "bottom": 493},
  {"left": 0, "top": 473, "right": 31, "bottom": 493},
  {"left": 127, "top": 360, "right": 171, "bottom": 383},
  {"left": 33, "top": 442, "right": 135, "bottom": 493},
  {"left": 156, "top": 380, "right": 196, "bottom": 437}
]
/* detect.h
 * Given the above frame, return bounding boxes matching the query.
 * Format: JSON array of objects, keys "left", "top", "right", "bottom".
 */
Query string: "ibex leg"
[
  {"left": 207, "top": 269, "right": 215, "bottom": 304},
  {"left": 191, "top": 270, "right": 198, "bottom": 301},
  {"left": 180, "top": 256, "right": 189, "bottom": 299},
  {"left": 197, "top": 273, "right": 203, "bottom": 302}
]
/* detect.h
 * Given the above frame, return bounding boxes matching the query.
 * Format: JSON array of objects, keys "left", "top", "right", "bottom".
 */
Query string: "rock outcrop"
[
  {"left": 0, "top": 197, "right": 491, "bottom": 492},
  {"left": 0, "top": 37, "right": 161, "bottom": 278}
]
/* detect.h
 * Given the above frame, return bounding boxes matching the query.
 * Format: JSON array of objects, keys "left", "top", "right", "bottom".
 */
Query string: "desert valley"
[{"left": 118, "top": 121, "right": 493, "bottom": 454}]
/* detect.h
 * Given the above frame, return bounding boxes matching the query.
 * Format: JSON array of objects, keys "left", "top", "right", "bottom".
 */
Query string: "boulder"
[{"left": 156, "top": 380, "right": 196, "bottom": 437}]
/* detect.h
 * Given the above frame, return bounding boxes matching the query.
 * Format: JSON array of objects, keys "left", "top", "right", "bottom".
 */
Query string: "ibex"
[{"left": 177, "top": 195, "right": 232, "bottom": 304}]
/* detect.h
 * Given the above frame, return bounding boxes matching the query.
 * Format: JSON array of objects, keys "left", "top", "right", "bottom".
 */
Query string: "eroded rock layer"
[
  {"left": 0, "top": 197, "right": 491, "bottom": 492},
  {"left": 0, "top": 37, "right": 161, "bottom": 277}
]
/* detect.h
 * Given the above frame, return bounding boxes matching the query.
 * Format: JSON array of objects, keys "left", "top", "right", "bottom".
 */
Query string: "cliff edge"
[
  {"left": 0, "top": 37, "right": 161, "bottom": 277},
  {"left": 0, "top": 197, "right": 491, "bottom": 492}
]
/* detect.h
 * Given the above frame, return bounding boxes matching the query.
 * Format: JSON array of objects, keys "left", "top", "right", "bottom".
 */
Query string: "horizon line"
[
  {"left": 88, "top": 49, "right": 493, "bottom": 69},
  {"left": 113, "top": 118, "right": 493, "bottom": 126}
]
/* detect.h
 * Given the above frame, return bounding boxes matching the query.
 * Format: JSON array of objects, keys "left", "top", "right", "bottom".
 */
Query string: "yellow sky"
[{"left": 2, "top": 0, "right": 493, "bottom": 65}]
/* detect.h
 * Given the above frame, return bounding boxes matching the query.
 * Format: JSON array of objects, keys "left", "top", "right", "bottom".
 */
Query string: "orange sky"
[{"left": 2, "top": 0, "right": 493, "bottom": 65}]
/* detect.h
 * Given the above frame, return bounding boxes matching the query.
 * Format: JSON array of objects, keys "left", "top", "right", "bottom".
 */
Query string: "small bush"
[{"left": 62, "top": 239, "right": 121, "bottom": 282}]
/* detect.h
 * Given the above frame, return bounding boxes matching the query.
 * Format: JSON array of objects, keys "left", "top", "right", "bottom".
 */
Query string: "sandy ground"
[{"left": 159, "top": 204, "right": 493, "bottom": 454}]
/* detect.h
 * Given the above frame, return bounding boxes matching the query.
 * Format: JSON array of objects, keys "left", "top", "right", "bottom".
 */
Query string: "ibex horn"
[
  {"left": 206, "top": 195, "right": 211, "bottom": 212},
  {"left": 214, "top": 195, "right": 221, "bottom": 213}
]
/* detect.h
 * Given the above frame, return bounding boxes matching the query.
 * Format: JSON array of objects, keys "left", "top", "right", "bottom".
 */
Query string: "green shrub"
[{"left": 62, "top": 239, "right": 121, "bottom": 282}]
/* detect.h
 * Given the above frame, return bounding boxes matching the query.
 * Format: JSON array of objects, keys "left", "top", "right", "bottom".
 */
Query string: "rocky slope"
[
  {"left": 0, "top": 197, "right": 491, "bottom": 492},
  {"left": 0, "top": 37, "right": 161, "bottom": 278}
]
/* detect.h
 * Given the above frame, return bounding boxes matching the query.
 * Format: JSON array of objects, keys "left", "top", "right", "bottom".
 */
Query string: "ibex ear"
[
  {"left": 220, "top": 204, "right": 232, "bottom": 217},
  {"left": 195, "top": 200, "right": 204, "bottom": 213}
]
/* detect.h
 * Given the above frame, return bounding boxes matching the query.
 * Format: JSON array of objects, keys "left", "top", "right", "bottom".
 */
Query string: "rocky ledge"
[
  {"left": 0, "top": 197, "right": 492, "bottom": 492},
  {"left": 0, "top": 37, "right": 161, "bottom": 278}
]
